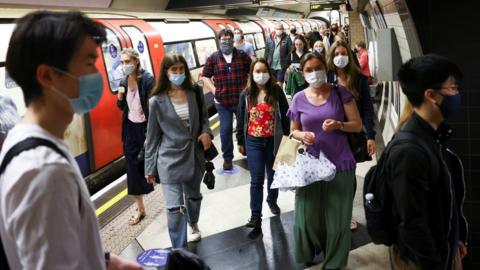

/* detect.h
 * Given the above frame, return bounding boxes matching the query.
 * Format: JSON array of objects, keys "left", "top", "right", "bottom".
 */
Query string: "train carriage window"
[
  {"left": 226, "top": 23, "right": 235, "bottom": 30},
  {"left": 245, "top": 34, "right": 256, "bottom": 50},
  {"left": 195, "top": 39, "right": 217, "bottom": 66},
  {"left": 254, "top": 33, "right": 265, "bottom": 49},
  {"left": 164, "top": 42, "right": 197, "bottom": 69},
  {"left": 217, "top": 24, "right": 225, "bottom": 30},
  {"left": 121, "top": 26, "right": 154, "bottom": 77},
  {"left": 101, "top": 28, "right": 123, "bottom": 92}
]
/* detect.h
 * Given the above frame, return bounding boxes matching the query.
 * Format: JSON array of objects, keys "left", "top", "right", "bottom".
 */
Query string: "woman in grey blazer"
[{"left": 144, "top": 54, "right": 212, "bottom": 248}]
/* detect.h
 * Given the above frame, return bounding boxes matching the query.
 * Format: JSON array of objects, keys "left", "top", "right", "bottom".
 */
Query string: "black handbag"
[{"left": 333, "top": 84, "right": 372, "bottom": 163}]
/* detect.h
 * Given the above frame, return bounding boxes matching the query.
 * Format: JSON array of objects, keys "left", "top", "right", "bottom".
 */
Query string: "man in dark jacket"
[
  {"left": 264, "top": 23, "right": 292, "bottom": 86},
  {"left": 387, "top": 54, "right": 467, "bottom": 269}
]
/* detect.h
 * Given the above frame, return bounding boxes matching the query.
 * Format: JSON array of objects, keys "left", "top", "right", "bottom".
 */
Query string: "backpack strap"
[
  {"left": 0, "top": 137, "right": 69, "bottom": 270},
  {"left": 0, "top": 137, "right": 68, "bottom": 175}
]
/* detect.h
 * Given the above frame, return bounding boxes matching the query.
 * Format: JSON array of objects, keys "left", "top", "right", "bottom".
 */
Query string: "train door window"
[
  {"left": 164, "top": 42, "right": 197, "bottom": 69},
  {"left": 217, "top": 24, "right": 225, "bottom": 30},
  {"left": 101, "top": 28, "right": 123, "bottom": 92},
  {"left": 244, "top": 34, "right": 256, "bottom": 50},
  {"left": 195, "top": 39, "right": 217, "bottom": 66},
  {"left": 121, "top": 26, "right": 154, "bottom": 77},
  {"left": 254, "top": 32, "right": 265, "bottom": 49}
]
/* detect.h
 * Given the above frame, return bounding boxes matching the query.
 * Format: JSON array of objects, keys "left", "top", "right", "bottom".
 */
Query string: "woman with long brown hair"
[
  {"left": 144, "top": 53, "right": 213, "bottom": 248},
  {"left": 236, "top": 58, "right": 290, "bottom": 229}
]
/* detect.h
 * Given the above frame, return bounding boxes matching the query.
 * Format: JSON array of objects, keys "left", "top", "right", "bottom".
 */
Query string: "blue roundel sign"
[
  {"left": 137, "top": 41, "right": 145, "bottom": 53},
  {"left": 136, "top": 248, "right": 169, "bottom": 267},
  {"left": 109, "top": 44, "right": 118, "bottom": 58}
]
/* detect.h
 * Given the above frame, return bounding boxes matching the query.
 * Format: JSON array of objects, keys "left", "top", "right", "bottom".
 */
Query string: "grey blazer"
[{"left": 144, "top": 89, "right": 212, "bottom": 184}]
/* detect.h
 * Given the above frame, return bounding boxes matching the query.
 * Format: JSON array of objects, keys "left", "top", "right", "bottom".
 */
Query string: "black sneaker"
[
  {"left": 268, "top": 202, "right": 281, "bottom": 215},
  {"left": 245, "top": 216, "right": 262, "bottom": 228},
  {"left": 223, "top": 159, "right": 233, "bottom": 170}
]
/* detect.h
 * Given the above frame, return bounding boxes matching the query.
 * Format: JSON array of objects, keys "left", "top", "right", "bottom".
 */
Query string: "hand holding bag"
[{"left": 272, "top": 133, "right": 303, "bottom": 171}]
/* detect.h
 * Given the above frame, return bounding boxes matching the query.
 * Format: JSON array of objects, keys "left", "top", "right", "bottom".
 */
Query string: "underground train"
[{"left": 0, "top": 6, "right": 327, "bottom": 193}]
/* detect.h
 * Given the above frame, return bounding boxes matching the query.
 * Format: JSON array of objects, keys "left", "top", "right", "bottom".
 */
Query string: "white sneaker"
[{"left": 188, "top": 223, "right": 202, "bottom": 243}]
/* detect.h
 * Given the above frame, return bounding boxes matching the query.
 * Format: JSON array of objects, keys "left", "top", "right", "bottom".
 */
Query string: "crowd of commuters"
[{"left": 0, "top": 10, "right": 469, "bottom": 270}]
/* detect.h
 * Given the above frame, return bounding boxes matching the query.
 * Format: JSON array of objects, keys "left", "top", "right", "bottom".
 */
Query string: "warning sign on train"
[
  {"left": 137, "top": 41, "right": 145, "bottom": 53},
  {"left": 109, "top": 44, "right": 118, "bottom": 58}
]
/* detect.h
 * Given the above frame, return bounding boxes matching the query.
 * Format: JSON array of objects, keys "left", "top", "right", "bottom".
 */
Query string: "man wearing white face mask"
[
  {"left": 264, "top": 23, "right": 292, "bottom": 86},
  {"left": 0, "top": 11, "right": 141, "bottom": 270},
  {"left": 117, "top": 48, "right": 155, "bottom": 225},
  {"left": 236, "top": 59, "right": 290, "bottom": 229}
]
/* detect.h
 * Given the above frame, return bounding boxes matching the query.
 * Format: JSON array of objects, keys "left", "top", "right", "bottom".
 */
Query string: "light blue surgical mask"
[
  {"left": 169, "top": 73, "right": 186, "bottom": 86},
  {"left": 234, "top": 34, "right": 242, "bottom": 41},
  {"left": 51, "top": 67, "right": 104, "bottom": 114}
]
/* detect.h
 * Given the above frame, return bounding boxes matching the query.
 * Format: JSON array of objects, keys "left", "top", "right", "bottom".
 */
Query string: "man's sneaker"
[
  {"left": 268, "top": 202, "right": 281, "bottom": 215},
  {"left": 223, "top": 159, "right": 233, "bottom": 171},
  {"left": 188, "top": 223, "right": 201, "bottom": 243},
  {"left": 245, "top": 216, "right": 262, "bottom": 228}
]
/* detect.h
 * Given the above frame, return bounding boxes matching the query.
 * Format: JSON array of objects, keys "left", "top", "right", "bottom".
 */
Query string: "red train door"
[{"left": 88, "top": 19, "right": 164, "bottom": 171}]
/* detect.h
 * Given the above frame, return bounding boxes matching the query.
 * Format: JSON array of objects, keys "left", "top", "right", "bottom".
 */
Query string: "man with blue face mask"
[
  {"left": 0, "top": 11, "right": 141, "bottom": 270},
  {"left": 371, "top": 54, "right": 467, "bottom": 270},
  {"left": 202, "top": 29, "right": 251, "bottom": 170}
]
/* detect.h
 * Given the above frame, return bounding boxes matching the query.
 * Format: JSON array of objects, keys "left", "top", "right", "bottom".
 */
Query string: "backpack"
[
  {"left": 0, "top": 137, "right": 69, "bottom": 269},
  {"left": 363, "top": 131, "right": 438, "bottom": 245}
]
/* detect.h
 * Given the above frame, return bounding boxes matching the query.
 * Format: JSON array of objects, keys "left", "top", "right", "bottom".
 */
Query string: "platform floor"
[{"left": 100, "top": 134, "right": 388, "bottom": 269}]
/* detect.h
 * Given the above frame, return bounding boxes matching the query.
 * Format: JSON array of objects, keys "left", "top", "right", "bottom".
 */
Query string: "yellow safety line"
[
  {"left": 96, "top": 122, "right": 220, "bottom": 216},
  {"left": 95, "top": 188, "right": 128, "bottom": 216}
]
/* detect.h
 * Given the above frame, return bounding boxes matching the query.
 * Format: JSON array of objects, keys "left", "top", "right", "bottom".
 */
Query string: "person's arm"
[
  {"left": 201, "top": 54, "right": 216, "bottom": 94},
  {"left": 277, "top": 86, "right": 291, "bottom": 135},
  {"left": 5, "top": 164, "right": 83, "bottom": 269},
  {"left": 264, "top": 39, "right": 271, "bottom": 64},
  {"left": 388, "top": 145, "right": 443, "bottom": 269},
  {"left": 197, "top": 87, "right": 213, "bottom": 150},
  {"left": 116, "top": 80, "right": 127, "bottom": 110},
  {"left": 358, "top": 76, "right": 376, "bottom": 139},
  {"left": 323, "top": 87, "right": 362, "bottom": 132},
  {"left": 145, "top": 98, "right": 163, "bottom": 181},
  {"left": 236, "top": 93, "right": 246, "bottom": 148}
]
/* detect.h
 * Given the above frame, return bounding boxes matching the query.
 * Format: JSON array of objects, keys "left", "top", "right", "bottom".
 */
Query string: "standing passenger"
[
  {"left": 145, "top": 54, "right": 213, "bottom": 248},
  {"left": 327, "top": 41, "right": 376, "bottom": 230},
  {"left": 264, "top": 23, "right": 292, "bottom": 87},
  {"left": 233, "top": 28, "right": 256, "bottom": 61},
  {"left": 288, "top": 53, "right": 361, "bottom": 268},
  {"left": 354, "top": 41, "right": 372, "bottom": 83},
  {"left": 116, "top": 48, "right": 154, "bottom": 225},
  {"left": 202, "top": 29, "right": 251, "bottom": 170},
  {"left": 0, "top": 10, "right": 141, "bottom": 269},
  {"left": 236, "top": 59, "right": 290, "bottom": 228}
]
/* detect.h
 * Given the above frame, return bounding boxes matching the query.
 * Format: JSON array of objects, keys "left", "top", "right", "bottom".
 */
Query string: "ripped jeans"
[{"left": 161, "top": 175, "right": 203, "bottom": 248}]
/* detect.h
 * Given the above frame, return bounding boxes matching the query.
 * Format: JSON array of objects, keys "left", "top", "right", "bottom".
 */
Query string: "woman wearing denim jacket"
[{"left": 236, "top": 58, "right": 290, "bottom": 229}]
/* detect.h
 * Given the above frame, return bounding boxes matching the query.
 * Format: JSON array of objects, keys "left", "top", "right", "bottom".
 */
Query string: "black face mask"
[{"left": 290, "top": 29, "right": 296, "bottom": 34}]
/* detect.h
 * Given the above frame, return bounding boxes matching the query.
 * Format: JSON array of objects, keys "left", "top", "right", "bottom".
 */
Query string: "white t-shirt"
[{"left": 0, "top": 123, "right": 105, "bottom": 270}]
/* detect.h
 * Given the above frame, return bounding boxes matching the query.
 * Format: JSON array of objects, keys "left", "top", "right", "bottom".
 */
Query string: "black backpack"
[
  {"left": 363, "top": 131, "right": 438, "bottom": 245},
  {"left": 0, "top": 137, "right": 69, "bottom": 269}
]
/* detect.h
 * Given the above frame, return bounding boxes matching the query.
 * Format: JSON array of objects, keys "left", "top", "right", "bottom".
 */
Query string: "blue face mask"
[
  {"left": 51, "top": 68, "right": 104, "bottom": 114},
  {"left": 169, "top": 73, "right": 186, "bottom": 86},
  {"left": 439, "top": 93, "right": 461, "bottom": 119}
]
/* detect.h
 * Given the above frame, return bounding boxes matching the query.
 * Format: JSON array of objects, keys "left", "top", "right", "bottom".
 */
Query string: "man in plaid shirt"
[{"left": 202, "top": 29, "right": 251, "bottom": 170}]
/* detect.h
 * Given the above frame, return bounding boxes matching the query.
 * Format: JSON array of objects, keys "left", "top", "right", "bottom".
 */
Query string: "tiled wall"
[{"left": 347, "top": 11, "right": 365, "bottom": 49}]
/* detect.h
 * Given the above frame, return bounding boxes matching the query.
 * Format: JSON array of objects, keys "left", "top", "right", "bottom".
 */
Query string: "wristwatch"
[{"left": 339, "top": 121, "right": 345, "bottom": 130}]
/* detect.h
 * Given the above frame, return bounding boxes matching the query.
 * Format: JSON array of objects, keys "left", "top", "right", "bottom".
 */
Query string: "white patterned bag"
[{"left": 272, "top": 149, "right": 336, "bottom": 191}]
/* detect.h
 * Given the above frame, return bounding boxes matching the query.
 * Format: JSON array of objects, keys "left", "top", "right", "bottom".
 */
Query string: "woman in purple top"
[{"left": 287, "top": 53, "right": 362, "bottom": 269}]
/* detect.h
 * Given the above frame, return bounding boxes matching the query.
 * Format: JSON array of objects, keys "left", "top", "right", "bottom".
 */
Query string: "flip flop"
[
  {"left": 128, "top": 209, "right": 146, "bottom": 225},
  {"left": 350, "top": 218, "right": 358, "bottom": 230}
]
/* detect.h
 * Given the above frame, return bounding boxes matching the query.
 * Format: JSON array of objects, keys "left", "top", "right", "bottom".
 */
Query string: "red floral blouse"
[{"left": 247, "top": 102, "right": 275, "bottom": 137}]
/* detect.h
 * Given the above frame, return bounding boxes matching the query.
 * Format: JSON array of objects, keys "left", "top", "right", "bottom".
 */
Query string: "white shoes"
[{"left": 188, "top": 223, "right": 202, "bottom": 243}]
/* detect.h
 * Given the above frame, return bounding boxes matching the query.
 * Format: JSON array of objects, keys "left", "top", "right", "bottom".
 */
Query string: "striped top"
[
  {"left": 172, "top": 102, "right": 190, "bottom": 126},
  {"left": 0, "top": 96, "right": 20, "bottom": 137}
]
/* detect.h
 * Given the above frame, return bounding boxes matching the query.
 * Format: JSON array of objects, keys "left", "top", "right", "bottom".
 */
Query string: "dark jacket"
[
  {"left": 386, "top": 112, "right": 467, "bottom": 270},
  {"left": 264, "top": 34, "right": 292, "bottom": 70},
  {"left": 236, "top": 85, "right": 290, "bottom": 155},
  {"left": 116, "top": 70, "right": 155, "bottom": 141},
  {"left": 327, "top": 72, "right": 375, "bottom": 139}
]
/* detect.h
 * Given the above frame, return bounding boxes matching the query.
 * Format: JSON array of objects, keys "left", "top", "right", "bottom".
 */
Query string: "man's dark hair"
[
  {"left": 6, "top": 11, "right": 107, "bottom": 106},
  {"left": 217, "top": 29, "right": 234, "bottom": 40},
  {"left": 397, "top": 54, "right": 462, "bottom": 107}
]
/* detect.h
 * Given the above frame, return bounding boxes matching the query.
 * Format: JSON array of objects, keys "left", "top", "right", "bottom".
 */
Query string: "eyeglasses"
[{"left": 439, "top": 85, "right": 459, "bottom": 95}]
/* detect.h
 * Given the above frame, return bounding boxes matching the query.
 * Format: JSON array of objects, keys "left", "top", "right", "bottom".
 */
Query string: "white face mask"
[
  {"left": 253, "top": 72, "right": 270, "bottom": 85},
  {"left": 122, "top": 64, "right": 136, "bottom": 75},
  {"left": 314, "top": 47, "right": 324, "bottom": 53},
  {"left": 305, "top": 70, "right": 327, "bottom": 88},
  {"left": 275, "top": 29, "right": 284, "bottom": 36},
  {"left": 333, "top": 55, "right": 349, "bottom": 69}
]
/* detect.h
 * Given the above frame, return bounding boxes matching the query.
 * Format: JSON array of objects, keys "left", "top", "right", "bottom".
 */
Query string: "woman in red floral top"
[{"left": 236, "top": 58, "right": 290, "bottom": 229}]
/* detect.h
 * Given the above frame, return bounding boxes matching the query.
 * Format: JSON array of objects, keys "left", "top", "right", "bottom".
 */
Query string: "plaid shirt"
[{"left": 202, "top": 48, "right": 251, "bottom": 107}]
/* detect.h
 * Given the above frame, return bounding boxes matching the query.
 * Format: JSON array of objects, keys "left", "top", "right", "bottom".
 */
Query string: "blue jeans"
[
  {"left": 215, "top": 103, "right": 237, "bottom": 161},
  {"left": 246, "top": 135, "right": 278, "bottom": 217},
  {"left": 161, "top": 174, "right": 203, "bottom": 248}
]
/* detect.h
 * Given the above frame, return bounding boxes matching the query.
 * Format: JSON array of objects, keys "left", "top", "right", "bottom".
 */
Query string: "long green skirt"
[{"left": 293, "top": 170, "right": 355, "bottom": 269}]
